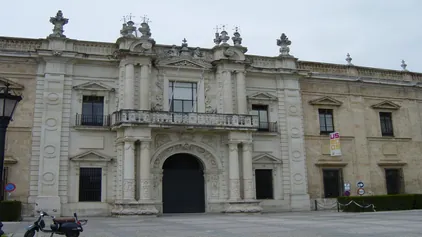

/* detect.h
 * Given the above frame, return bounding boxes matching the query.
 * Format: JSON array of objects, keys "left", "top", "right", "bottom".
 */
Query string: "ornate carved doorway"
[{"left": 162, "top": 153, "right": 205, "bottom": 213}]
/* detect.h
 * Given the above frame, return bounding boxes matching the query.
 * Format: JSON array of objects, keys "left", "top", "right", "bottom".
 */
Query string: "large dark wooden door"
[{"left": 162, "top": 153, "right": 205, "bottom": 213}]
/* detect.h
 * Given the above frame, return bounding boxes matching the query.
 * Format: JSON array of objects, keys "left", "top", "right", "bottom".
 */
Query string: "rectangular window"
[
  {"left": 0, "top": 167, "right": 8, "bottom": 201},
  {"left": 380, "top": 112, "right": 394, "bottom": 136},
  {"left": 251, "top": 105, "right": 269, "bottom": 131},
  {"left": 255, "top": 169, "right": 274, "bottom": 199},
  {"left": 79, "top": 167, "right": 102, "bottom": 202},
  {"left": 322, "top": 169, "right": 343, "bottom": 198},
  {"left": 385, "top": 168, "right": 403, "bottom": 195},
  {"left": 168, "top": 81, "right": 197, "bottom": 113},
  {"left": 81, "top": 96, "right": 105, "bottom": 126},
  {"left": 319, "top": 109, "right": 334, "bottom": 134}
]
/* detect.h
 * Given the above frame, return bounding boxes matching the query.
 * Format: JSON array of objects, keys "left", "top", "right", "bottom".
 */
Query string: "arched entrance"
[{"left": 162, "top": 153, "right": 205, "bottom": 213}]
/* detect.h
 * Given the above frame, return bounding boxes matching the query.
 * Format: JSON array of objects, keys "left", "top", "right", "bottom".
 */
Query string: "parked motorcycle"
[{"left": 24, "top": 204, "right": 87, "bottom": 237}]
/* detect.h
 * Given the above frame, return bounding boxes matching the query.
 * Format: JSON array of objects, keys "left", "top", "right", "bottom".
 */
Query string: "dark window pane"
[
  {"left": 79, "top": 168, "right": 102, "bottom": 202},
  {"left": 255, "top": 169, "right": 273, "bottom": 199},
  {"left": 323, "top": 169, "right": 342, "bottom": 198},
  {"left": 319, "top": 109, "right": 334, "bottom": 133},
  {"left": 81, "top": 96, "right": 104, "bottom": 126}
]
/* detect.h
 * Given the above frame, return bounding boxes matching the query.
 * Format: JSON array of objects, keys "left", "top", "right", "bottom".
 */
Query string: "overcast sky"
[{"left": 1, "top": 0, "right": 421, "bottom": 72}]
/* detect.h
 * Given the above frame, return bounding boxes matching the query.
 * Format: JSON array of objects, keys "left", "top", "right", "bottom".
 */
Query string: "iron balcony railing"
[
  {"left": 257, "top": 122, "right": 278, "bottom": 132},
  {"left": 75, "top": 113, "right": 111, "bottom": 127},
  {"left": 111, "top": 110, "right": 259, "bottom": 130}
]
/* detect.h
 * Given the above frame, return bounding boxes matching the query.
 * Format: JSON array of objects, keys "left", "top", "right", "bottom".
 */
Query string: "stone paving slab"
[{"left": 3, "top": 210, "right": 422, "bottom": 237}]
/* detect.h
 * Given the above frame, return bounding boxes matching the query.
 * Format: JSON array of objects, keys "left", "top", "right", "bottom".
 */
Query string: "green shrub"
[
  {"left": 0, "top": 200, "right": 22, "bottom": 221},
  {"left": 337, "top": 194, "right": 417, "bottom": 212},
  {"left": 413, "top": 194, "right": 422, "bottom": 209}
]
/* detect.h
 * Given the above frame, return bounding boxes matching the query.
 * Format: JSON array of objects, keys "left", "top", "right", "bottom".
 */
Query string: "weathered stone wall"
[
  {"left": 301, "top": 76, "right": 422, "bottom": 200},
  {"left": 0, "top": 56, "right": 37, "bottom": 214}
]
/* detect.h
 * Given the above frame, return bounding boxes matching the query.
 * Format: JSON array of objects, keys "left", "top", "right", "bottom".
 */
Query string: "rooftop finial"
[
  {"left": 277, "top": 33, "right": 291, "bottom": 56},
  {"left": 142, "top": 15, "right": 151, "bottom": 24},
  {"left": 48, "top": 10, "right": 69, "bottom": 38},
  {"left": 120, "top": 14, "right": 137, "bottom": 38},
  {"left": 138, "top": 15, "right": 152, "bottom": 39},
  {"left": 346, "top": 53, "right": 353, "bottom": 65},
  {"left": 213, "top": 25, "right": 221, "bottom": 45},
  {"left": 232, "top": 26, "right": 242, "bottom": 46},
  {"left": 180, "top": 38, "right": 190, "bottom": 57},
  {"left": 219, "top": 24, "right": 230, "bottom": 45},
  {"left": 401, "top": 60, "right": 408, "bottom": 71}
]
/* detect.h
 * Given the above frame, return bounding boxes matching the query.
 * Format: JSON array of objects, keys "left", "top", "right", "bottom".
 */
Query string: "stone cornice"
[{"left": 2, "top": 36, "right": 422, "bottom": 83}]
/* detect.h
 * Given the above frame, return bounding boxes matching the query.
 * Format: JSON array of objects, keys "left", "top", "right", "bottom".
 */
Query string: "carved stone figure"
[
  {"left": 49, "top": 10, "right": 69, "bottom": 38},
  {"left": 167, "top": 45, "right": 179, "bottom": 57},
  {"left": 180, "top": 38, "right": 190, "bottom": 57},
  {"left": 193, "top": 47, "right": 203, "bottom": 58}
]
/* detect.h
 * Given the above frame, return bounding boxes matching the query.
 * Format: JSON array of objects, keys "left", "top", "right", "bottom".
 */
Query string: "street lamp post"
[{"left": 0, "top": 82, "right": 22, "bottom": 236}]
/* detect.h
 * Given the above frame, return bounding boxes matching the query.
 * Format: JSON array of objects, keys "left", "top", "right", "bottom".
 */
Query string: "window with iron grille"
[
  {"left": 319, "top": 109, "right": 334, "bottom": 134},
  {"left": 251, "top": 105, "right": 269, "bottom": 131},
  {"left": 322, "top": 168, "right": 343, "bottom": 198},
  {"left": 81, "top": 96, "right": 104, "bottom": 126},
  {"left": 379, "top": 112, "right": 394, "bottom": 136},
  {"left": 0, "top": 167, "right": 8, "bottom": 201},
  {"left": 385, "top": 168, "right": 404, "bottom": 195},
  {"left": 168, "top": 81, "right": 197, "bottom": 113},
  {"left": 255, "top": 169, "right": 274, "bottom": 199},
  {"left": 79, "top": 167, "right": 102, "bottom": 202}
]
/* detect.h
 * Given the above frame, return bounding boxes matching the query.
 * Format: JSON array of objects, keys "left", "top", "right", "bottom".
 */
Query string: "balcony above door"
[{"left": 111, "top": 110, "right": 259, "bottom": 131}]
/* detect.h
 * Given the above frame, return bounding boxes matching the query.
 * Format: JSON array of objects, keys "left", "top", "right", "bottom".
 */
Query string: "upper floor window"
[
  {"left": 379, "top": 112, "right": 394, "bottom": 136},
  {"left": 82, "top": 96, "right": 104, "bottom": 126},
  {"left": 251, "top": 105, "right": 269, "bottom": 131},
  {"left": 169, "top": 81, "right": 197, "bottom": 113},
  {"left": 319, "top": 109, "right": 334, "bottom": 134}
]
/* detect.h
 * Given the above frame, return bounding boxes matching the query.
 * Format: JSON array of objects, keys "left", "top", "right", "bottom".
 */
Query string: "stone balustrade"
[{"left": 111, "top": 110, "right": 259, "bottom": 130}]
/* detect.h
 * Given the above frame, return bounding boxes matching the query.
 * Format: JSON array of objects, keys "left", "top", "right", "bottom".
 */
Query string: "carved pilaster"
[
  {"left": 242, "top": 142, "right": 254, "bottom": 200},
  {"left": 123, "top": 139, "right": 136, "bottom": 201},
  {"left": 139, "top": 141, "right": 152, "bottom": 201},
  {"left": 228, "top": 142, "right": 240, "bottom": 200}
]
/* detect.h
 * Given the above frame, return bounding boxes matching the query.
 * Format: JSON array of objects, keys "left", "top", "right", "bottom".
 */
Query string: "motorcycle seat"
[{"left": 54, "top": 217, "right": 76, "bottom": 223}]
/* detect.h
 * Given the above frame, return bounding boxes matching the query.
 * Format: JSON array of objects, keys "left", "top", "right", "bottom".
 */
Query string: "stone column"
[
  {"left": 139, "top": 64, "right": 150, "bottom": 110},
  {"left": 123, "top": 139, "right": 136, "bottom": 201},
  {"left": 236, "top": 71, "right": 247, "bottom": 114},
  {"left": 222, "top": 70, "right": 233, "bottom": 114},
  {"left": 242, "top": 142, "right": 254, "bottom": 200},
  {"left": 124, "top": 63, "right": 135, "bottom": 109},
  {"left": 139, "top": 141, "right": 151, "bottom": 200},
  {"left": 228, "top": 142, "right": 240, "bottom": 200}
]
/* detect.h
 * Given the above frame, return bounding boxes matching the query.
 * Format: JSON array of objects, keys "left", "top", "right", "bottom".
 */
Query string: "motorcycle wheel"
[
  {"left": 66, "top": 233, "right": 80, "bottom": 237},
  {"left": 24, "top": 229, "right": 36, "bottom": 237}
]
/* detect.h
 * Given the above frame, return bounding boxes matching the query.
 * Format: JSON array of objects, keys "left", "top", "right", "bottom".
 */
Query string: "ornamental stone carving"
[
  {"left": 48, "top": 10, "right": 69, "bottom": 38},
  {"left": 151, "top": 142, "right": 221, "bottom": 170},
  {"left": 277, "top": 33, "right": 291, "bottom": 56}
]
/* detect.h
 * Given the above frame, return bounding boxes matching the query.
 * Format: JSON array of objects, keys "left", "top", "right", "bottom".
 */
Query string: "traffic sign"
[
  {"left": 357, "top": 188, "right": 365, "bottom": 196},
  {"left": 344, "top": 183, "right": 351, "bottom": 191},
  {"left": 344, "top": 190, "right": 351, "bottom": 196},
  {"left": 4, "top": 183, "right": 16, "bottom": 192},
  {"left": 356, "top": 181, "right": 364, "bottom": 188}
]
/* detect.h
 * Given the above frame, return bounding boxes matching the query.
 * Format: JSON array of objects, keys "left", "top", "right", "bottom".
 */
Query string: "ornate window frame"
[
  {"left": 72, "top": 82, "right": 115, "bottom": 119},
  {"left": 247, "top": 92, "right": 278, "bottom": 111},
  {"left": 371, "top": 100, "right": 400, "bottom": 137},
  {"left": 308, "top": 96, "right": 343, "bottom": 135},
  {"left": 252, "top": 153, "right": 283, "bottom": 200},
  {"left": 69, "top": 150, "right": 113, "bottom": 203}
]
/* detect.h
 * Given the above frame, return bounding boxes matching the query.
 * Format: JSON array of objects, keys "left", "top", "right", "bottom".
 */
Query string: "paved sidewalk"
[{"left": 4, "top": 210, "right": 422, "bottom": 237}]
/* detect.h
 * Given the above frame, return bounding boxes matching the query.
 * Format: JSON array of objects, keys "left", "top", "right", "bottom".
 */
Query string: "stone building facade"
[
  {"left": 1, "top": 10, "right": 421, "bottom": 216},
  {"left": 301, "top": 59, "right": 422, "bottom": 206},
  {"left": 0, "top": 38, "right": 38, "bottom": 215}
]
